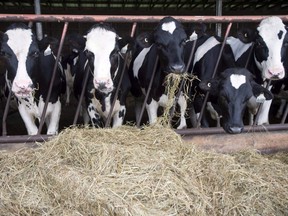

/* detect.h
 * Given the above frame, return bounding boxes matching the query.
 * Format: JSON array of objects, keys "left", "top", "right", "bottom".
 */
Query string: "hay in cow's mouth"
[{"left": 0, "top": 125, "right": 288, "bottom": 215}]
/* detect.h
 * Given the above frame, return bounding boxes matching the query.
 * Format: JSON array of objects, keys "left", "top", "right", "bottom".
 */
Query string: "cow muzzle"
[
  {"left": 12, "top": 81, "right": 34, "bottom": 98},
  {"left": 224, "top": 125, "right": 244, "bottom": 134},
  {"left": 94, "top": 78, "right": 114, "bottom": 94},
  {"left": 266, "top": 68, "right": 285, "bottom": 80},
  {"left": 166, "top": 64, "right": 185, "bottom": 74}
]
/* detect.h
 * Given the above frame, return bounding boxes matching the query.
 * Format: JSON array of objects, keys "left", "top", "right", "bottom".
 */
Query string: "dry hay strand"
[
  {"left": 158, "top": 73, "right": 191, "bottom": 127},
  {"left": 1, "top": 125, "right": 288, "bottom": 215}
]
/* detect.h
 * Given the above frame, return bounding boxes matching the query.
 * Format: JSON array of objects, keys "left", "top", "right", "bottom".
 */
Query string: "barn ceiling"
[{"left": 0, "top": 0, "right": 287, "bottom": 16}]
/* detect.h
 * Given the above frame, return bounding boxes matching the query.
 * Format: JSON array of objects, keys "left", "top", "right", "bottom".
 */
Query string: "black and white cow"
[
  {"left": 61, "top": 33, "right": 86, "bottom": 105},
  {"left": 0, "top": 23, "right": 65, "bottom": 135},
  {"left": 72, "top": 23, "right": 131, "bottom": 127},
  {"left": 184, "top": 25, "right": 234, "bottom": 127},
  {"left": 226, "top": 16, "right": 288, "bottom": 125},
  {"left": 199, "top": 68, "right": 273, "bottom": 133},
  {"left": 129, "top": 16, "right": 188, "bottom": 129}
]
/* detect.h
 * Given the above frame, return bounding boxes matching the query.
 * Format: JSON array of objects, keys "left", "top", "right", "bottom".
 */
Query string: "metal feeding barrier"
[{"left": 0, "top": 14, "right": 288, "bottom": 146}]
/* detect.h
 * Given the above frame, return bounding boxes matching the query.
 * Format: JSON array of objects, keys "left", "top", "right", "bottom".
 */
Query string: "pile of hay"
[{"left": 1, "top": 125, "right": 288, "bottom": 215}]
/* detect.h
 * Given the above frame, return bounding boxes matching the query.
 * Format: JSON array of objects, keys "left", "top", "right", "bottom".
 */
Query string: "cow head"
[
  {"left": 199, "top": 68, "right": 273, "bottom": 134},
  {"left": 138, "top": 17, "right": 187, "bottom": 74},
  {"left": 0, "top": 23, "right": 39, "bottom": 98},
  {"left": 238, "top": 16, "right": 288, "bottom": 80},
  {"left": 82, "top": 23, "right": 130, "bottom": 94}
]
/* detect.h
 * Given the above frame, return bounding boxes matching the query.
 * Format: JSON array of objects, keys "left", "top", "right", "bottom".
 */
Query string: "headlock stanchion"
[{"left": 0, "top": 14, "right": 288, "bottom": 146}]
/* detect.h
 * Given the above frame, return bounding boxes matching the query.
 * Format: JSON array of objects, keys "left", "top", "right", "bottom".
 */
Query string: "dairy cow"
[
  {"left": 72, "top": 23, "right": 131, "bottom": 127},
  {"left": 199, "top": 68, "right": 273, "bottom": 133},
  {"left": 226, "top": 16, "right": 288, "bottom": 125},
  {"left": 129, "top": 16, "right": 188, "bottom": 129},
  {"left": 0, "top": 23, "right": 65, "bottom": 135},
  {"left": 184, "top": 25, "right": 234, "bottom": 127}
]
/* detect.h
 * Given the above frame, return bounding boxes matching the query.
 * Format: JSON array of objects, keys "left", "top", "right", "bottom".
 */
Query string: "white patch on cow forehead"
[
  {"left": 6, "top": 28, "right": 33, "bottom": 57},
  {"left": 161, "top": 21, "right": 176, "bottom": 34},
  {"left": 230, "top": 74, "right": 246, "bottom": 89},
  {"left": 85, "top": 28, "right": 116, "bottom": 54},
  {"left": 257, "top": 16, "right": 286, "bottom": 39}
]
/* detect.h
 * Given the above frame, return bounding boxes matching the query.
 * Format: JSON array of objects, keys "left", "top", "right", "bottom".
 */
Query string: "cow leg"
[
  {"left": 146, "top": 99, "right": 159, "bottom": 125},
  {"left": 135, "top": 97, "right": 143, "bottom": 124},
  {"left": 87, "top": 102, "right": 102, "bottom": 127},
  {"left": 256, "top": 99, "right": 273, "bottom": 125},
  {"left": 46, "top": 99, "right": 61, "bottom": 135},
  {"left": 176, "top": 93, "right": 187, "bottom": 129},
  {"left": 18, "top": 102, "right": 38, "bottom": 135},
  {"left": 276, "top": 99, "right": 286, "bottom": 119},
  {"left": 65, "top": 85, "right": 71, "bottom": 106},
  {"left": 112, "top": 105, "right": 126, "bottom": 128}
]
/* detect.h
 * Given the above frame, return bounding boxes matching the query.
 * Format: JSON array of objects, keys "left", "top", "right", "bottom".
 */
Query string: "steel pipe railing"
[{"left": 0, "top": 14, "right": 288, "bottom": 23}]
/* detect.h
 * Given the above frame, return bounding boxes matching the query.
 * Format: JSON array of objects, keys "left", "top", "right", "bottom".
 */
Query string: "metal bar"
[
  {"left": 176, "top": 123, "right": 288, "bottom": 136},
  {"left": 244, "top": 43, "right": 254, "bottom": 69},
  {"left": 196, "top": 22, "right": 233, "bottom": 127},
  {"left": 215, "top": 0, "right": 222, "bottom": 37},
  {"left": 281, "top": 103, "right": 288, "bottom": 124},
  {"left": 34, "top": 0, "right": 43, "bottom": 40},
  {"left": 2, "top": 86, "right": 13, "bottom": 136},
  {"left": 105, "top": 22, "right": 137, "bottom": 127},
  {"left": 136, "top": 55, "right": 159, "bottom": 128},
  {"left": 37, "top": 22, "right": 69, "bottom": 135},
  {"left": 72, "top": 64, "right": 91, "bottom": 125},
  {"left": 0, "top": 134, "right": 51, "bottom": 144},
  {"left": 0, "top": 14, "right": 287, "bottom": 23}
]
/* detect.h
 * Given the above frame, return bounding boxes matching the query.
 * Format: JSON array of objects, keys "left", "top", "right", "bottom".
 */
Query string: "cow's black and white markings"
[
  {"left": 184, "top": 26, "right": 234, "bottom": 127},
  {"left": 129, "top": 16, "right": 188, "bottom": 129},
  {"left": 0, "top": 23, "right": 65, "bottom": 135},
  {"left": 72, "top": 23, "right": 131, "bottom": 127},
  {"left": 199, "top": 68, "right": 273, "bottom": 134},
  {"left": 226, "top": 16, "right": 288, "bottom": 125}
]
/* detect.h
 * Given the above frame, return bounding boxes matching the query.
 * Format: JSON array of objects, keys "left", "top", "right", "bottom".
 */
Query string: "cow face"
[
  {"left": 0, "top": 23, "right": 39, "bottom": 98},
  {"left": 84, "top": 24, "right": 122, "bottom": 94},
  {"left": 142, "top": 17, "right": 187, "bottom": 74},
  {"left": 239, "top": 17, "right": 288, "bottom": 80},
  {"left": 199, "top": 68, "right": 273, "bottom": 134}
]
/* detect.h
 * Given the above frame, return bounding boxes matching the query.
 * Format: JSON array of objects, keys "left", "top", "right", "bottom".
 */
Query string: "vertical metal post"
[
  {"left": 216, "top": 0, "right": 222, "bottom": 37},
  {"left": 34, "top": 0, "right": 43, "bottom": 40},
  {"left": 2, "top": 87, "right": 13, "bottom": 136}
]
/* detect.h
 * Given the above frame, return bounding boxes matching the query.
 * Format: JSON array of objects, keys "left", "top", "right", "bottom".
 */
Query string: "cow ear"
[
  {"left": 38, "top": 36, "right": 59, "bottom": 55},
  {"left": 0, "top": 32, "right": 8, "bottom": 43},
  {"left": 251, "top": 81, "right": 274, "bottom": 100},
  {"left": 199, "top": 79, "right": 219, "bottom": 93},
  {"left": 187, "top": 23, "right": 207, "bottom": 41},
  {"left": 237, "top": 28, "right": 256, "bottom": 43},
  {"left": 117, "top": 36, "right": 134, "bottom": 53},
  {"left": 136, "top": 32, "right": 153, "bottom": 48}
]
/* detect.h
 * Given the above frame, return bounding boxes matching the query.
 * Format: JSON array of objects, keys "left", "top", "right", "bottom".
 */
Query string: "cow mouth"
[
  {"left": 13, "top": 90, "right": 34, "bottom": 98},
  {"left": 266, "top": 70, "right": 284, "bottom": 80},
  {"left": 96, "top": 86, "right": 114, "bottom": 94}
]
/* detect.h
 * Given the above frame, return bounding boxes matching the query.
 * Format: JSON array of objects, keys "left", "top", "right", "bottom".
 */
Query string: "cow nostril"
[
  {"left": 170, "top": 64, "right": 185, "bottom": 73},
  {"left": 227, "top": 126, "right": 243, "bottom": 134}
]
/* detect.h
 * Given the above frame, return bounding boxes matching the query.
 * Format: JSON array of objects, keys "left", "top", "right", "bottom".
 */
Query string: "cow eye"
[{"left": 180, "top": 40, "right": 186, "bottom": 46}]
